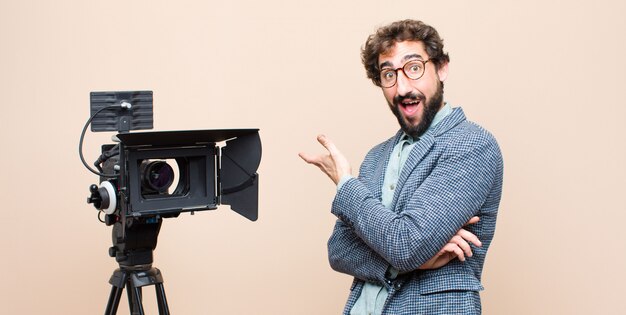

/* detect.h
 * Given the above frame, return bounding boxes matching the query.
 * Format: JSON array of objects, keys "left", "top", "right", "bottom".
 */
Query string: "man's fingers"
[
  {"left": 298, "top": 152, "right": 320, "bottom": 165},
  {"left": 299, "top": 152, "right": 331, "bottom": 174},
  {"left": 451, "top": 235, "right": 472, "bottom": 257},
  {"left": 442, "top": 243, "right": 465, "bottom": 262},
  {"left": 456, "top": 228, "right": 482, "bottom": 247},
  {"left": 299, "top": 134, "right": 339, "bottom": 162},
  {"left": 317, "top": 134, "right": 340, "bottom": 155},
  {"left": 301, "top": 135, "right": 351, "bottom": 186},
  {"left": 422, "top": 217, "right": 481, "bottom": 269},
  {"left": 465, "top": 216, "right": 480, "bottom": 225}
]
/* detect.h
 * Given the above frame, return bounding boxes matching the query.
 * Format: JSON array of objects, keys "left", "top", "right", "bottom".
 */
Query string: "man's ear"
[{"left": 437, "top": 61, "right": 449, "bottom": 82}]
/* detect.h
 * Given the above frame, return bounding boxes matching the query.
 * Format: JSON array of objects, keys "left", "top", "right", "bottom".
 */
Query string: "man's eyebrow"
[
  {"left": 379, "top": 54, "right": 424, "bottom": 69},
  {"left": 379, "top": 61, "right": 393, "bottom": 69},
  {"left": 402, "top": 54, "right": 424, "bottom": 62}
]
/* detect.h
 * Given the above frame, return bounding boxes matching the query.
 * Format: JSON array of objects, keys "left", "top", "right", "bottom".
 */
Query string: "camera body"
[
  {"left": 84, "top": 91, "right": 261, "bottom": 267},
  {"left": 83, "top": 91, "right": 261, "bottom": 310},
  {"left": 90, "top": 128, "right": 261, "bottom": 223},
  {"left": 86, "top": 91, "right": 260, "bottom": 226}
]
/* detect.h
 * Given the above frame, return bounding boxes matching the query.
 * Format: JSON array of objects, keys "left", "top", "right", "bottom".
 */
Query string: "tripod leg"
[
  {"left": 126, "top": 282, "right": 145, "bottom": 315},
  {"left": 105, "top": 270, "right": 128, "bottom": 315},
  {"left": 131, "top": 285, "right": 146, "bottom": 315},
  {"left": 126, "top": 282, "right": 137, "bottom": 314},
  {"left": 105, "top": 285, "right": 124, "bottom": 315},
  {"left": 155, "top": 283, "right": 170, "bottom": 315}
]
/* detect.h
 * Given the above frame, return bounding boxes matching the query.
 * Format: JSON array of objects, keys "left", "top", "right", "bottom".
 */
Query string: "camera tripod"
[
  {"left": 104, "top": 263, "right": 169, "bottom": 315},
  {"left": 103, "top": 217, "right": 170, "bottom": 315}
]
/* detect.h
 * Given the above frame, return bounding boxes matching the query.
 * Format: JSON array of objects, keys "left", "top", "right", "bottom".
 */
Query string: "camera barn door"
[{"left": 220, "top": 132, "right": 262, "bottom": 221}]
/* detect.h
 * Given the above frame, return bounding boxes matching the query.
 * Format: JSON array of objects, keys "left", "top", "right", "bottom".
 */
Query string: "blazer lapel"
[
  {"left": 390, "top": 107, "right": 467, "bottom": 209},
  {"left": 393, "top": 133, "right": 435, "bottom": 204}
]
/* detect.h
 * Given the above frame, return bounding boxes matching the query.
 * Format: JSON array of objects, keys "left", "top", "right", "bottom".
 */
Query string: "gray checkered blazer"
[{"left": 328, "top": 107, "right": 503, "bottom": 314}]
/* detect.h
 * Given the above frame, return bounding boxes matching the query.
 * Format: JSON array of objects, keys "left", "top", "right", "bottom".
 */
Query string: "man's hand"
[
  {"left": 418, "top": 216, "right": 482, "bottom": 270},
  {"left": 299, "top": 135, "right": 352, "bottom": 185}
]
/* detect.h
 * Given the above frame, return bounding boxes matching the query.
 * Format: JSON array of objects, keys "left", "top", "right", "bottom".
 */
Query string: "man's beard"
[{"left": 390, "top": 81, "right": 444, "bottom": 139}]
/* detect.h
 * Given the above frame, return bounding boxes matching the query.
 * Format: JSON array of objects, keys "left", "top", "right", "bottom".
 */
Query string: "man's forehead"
[{"left": 378, "top": 40, "right": 428, "bottom": 68}]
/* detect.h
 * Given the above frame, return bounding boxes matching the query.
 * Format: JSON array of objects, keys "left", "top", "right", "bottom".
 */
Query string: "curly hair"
[{"left": 361, "top": 20, "right": 450, "bottom": 87}]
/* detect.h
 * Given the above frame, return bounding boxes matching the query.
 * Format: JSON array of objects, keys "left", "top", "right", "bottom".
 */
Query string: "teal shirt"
[{"left": 339, "top": 103, "right": 453, "bottom": 315}]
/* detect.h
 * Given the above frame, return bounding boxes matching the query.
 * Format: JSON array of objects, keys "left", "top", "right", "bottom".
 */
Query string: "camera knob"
[
  {"left": 87, "top": 184, "right": 102, "bottom": 208},
  {"left": 108, "top": 246, "right": 117, "bottom": 257},
  {"left": 87, "top": 181, "right": 117, "bottom": 214}
]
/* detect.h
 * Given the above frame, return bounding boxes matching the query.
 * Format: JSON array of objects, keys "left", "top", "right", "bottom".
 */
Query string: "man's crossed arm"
[{"left": 300, "top": 135, "right": 482, "bottom": 277}]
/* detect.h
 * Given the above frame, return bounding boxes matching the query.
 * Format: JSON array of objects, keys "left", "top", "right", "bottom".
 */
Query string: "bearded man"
[{"left": 300, "top": 19, "right": 503, "bottom": 314}]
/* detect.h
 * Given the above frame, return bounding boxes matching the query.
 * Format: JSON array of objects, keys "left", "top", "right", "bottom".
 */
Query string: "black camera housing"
[
  {"left": 86, "top": 91, "right": 261, "bottom": 222},
  {"left": 83, "top": 91, "right": 261, "bottom": 312},
  {"left": 110, "top": 128, "right": 261, "bottom": 221}
]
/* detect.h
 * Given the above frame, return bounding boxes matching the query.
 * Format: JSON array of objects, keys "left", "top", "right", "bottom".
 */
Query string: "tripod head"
[{"left": 109, "top": 216, "right": 162, "bottom": 268}]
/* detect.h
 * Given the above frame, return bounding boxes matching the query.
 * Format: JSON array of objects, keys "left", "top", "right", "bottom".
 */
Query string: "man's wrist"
[{"left": 337, "top": 174, "right": 354, "bottom": 191}]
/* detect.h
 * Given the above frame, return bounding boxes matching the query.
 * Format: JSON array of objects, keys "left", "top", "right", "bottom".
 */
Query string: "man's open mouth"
[{"left": 400, "top": 99, "right": 421, "bottom": 116}]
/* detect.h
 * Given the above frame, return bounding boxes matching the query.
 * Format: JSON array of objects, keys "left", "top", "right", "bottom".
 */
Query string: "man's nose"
[{"left": 395, "top": 71, "right": 413, "bottom": 96}]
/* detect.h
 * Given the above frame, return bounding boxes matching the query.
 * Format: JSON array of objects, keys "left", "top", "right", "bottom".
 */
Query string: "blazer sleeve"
[
  {"left": 326, "top": 141, "right": 395, "bottom": 283},
  {"left": 331, "top": 131, "right": 503, "bottom": 272},
  {"left": 327, "top": 218, "right": 390, "bottom": 284}
]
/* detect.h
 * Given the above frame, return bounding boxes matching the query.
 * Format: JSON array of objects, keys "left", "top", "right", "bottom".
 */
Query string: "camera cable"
[{"left": 78, "top": 104, "right": 127, "bottom": 177}]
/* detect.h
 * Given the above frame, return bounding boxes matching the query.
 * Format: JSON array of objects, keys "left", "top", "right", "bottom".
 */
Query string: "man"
[{"left": 300, "top": 20, "right": 503, "bottom": 314}]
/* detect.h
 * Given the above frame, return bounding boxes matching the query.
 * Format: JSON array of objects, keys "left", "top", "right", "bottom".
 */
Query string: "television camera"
[{"left": 80, "top": 91, "right": 261, "bottom": 314}]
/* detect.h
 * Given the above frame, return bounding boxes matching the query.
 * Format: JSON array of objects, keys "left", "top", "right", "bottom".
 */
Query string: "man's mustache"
[{"left": 393, "top": 92, "right": 425, "bottom": 106}]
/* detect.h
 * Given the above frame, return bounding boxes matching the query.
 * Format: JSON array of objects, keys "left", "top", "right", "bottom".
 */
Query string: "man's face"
[{"left": 378, "top": 41, "right": 449, "bottom": 138}]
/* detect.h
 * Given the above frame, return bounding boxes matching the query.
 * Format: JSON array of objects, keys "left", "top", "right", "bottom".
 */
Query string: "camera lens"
[{"left": 141, "top": 160, "right": 174, "bottom": 194}]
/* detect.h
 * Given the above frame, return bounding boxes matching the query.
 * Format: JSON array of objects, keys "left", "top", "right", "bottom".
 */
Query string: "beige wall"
[{"left": 1, "top": 0, "right": 625, "bottom": 314}]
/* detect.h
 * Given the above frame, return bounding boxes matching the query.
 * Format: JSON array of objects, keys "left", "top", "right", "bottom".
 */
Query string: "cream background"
[{"left": 1, "top": 0, "right": 625, "bottom": 314}]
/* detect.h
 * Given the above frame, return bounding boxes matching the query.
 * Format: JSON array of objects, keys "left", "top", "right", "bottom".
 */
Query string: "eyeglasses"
[{"left": 379, "top": 59, "right": 431, "bottom": 88}]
